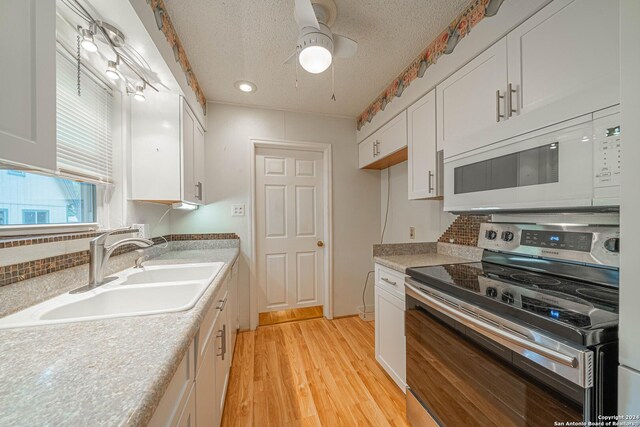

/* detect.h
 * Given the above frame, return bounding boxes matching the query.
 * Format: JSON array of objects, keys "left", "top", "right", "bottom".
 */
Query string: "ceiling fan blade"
[
  {"left": 294, "top": 0, "right": 319, "bottom": 30},
  {"left": 333, "top": 34, "right": 358, "bottom": 58},
  {"left": 283, "top": 50, "right": 298, "bottom": 65}
]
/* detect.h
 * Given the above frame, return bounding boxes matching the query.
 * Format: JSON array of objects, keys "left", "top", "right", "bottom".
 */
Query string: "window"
[
  {"left": 22, "top": 210, "right": 50, "bottom": 225},
  {"left": 0, "top": 44, "right": 111, "bottom": 228},
  {"left": 0, "top": 171, "right": 95, "bottom": 226},
  {"left": 56, "top": 47, "right": 114, "bottom": 183}
]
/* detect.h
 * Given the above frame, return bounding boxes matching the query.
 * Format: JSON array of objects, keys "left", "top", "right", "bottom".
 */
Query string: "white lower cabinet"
[
  {"left": 176, "top": 386, "right": 197, "bottom": 427},
  {"left": 149, "top": 341, "right": 195, "bottom": 427},
  {"left": 196, "top": 328, "right": 217, "bottom": 427},
  {"left": 374, "top": 264, "right": 407, "bottom": 391},
  {"left": 151, "top": 263, "right": 238, "bottom": 427}
]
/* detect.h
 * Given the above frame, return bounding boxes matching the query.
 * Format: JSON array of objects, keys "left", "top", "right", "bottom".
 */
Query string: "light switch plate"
[
  {"left": 232, "top": 204, "right": 245, "bottom": 217},
  {"left": 409, "top": 226, "right": 415, "bottom": 240}
]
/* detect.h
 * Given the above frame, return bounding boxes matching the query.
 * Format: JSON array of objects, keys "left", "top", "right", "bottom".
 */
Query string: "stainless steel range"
[{"left": 405, "top": 223, "right": 619, "bottom": 426}]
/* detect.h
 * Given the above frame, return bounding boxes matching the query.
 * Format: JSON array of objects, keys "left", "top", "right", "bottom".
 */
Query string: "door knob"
[{"left": 317, "top": 240, "right": 324, "bottom": 248}]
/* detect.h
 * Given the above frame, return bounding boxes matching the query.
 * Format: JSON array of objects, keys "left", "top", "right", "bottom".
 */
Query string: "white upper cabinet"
[
  {"left": 407, "top": 90, "right": 438, "bottom": 200},
  {"left": 436, "top": 38, "right": 508, "bottom": 158},
  {"left": 0, "top": 0, "right": 56, "bottom": 171},
  {"left": 438, "top": 0, "right": 620, "bottom": 159},
  {"left": 358, "top": 112, "right": 407, "bottom": 170},
  {"left": 131, "top": 92, "right": 205, "bottom": 205},
  {"left": 506, "top": 0, "right": 620, "bottom": 125}
]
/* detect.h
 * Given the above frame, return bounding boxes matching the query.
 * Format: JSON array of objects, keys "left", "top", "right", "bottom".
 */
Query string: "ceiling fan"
[{"left": 285, "top": 0, "right": 358, "bottom": 74}]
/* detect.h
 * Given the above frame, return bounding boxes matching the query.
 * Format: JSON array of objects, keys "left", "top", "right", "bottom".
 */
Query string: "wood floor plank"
[
  {"left": 222, "top": 317, "right": 409, "bottom": 427},
  {"left": 259, "top": 305, "right": 324, "bottom": 326}
]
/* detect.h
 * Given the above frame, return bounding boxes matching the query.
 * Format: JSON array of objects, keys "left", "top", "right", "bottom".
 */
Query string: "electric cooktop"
[{"left": 407, "top": 261, "right": 620, "bottom": 346}]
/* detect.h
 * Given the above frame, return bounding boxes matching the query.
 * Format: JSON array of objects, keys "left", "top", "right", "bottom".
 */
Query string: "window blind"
[{"left": 56, "top": 48, "right": 113, "bottom": 183}]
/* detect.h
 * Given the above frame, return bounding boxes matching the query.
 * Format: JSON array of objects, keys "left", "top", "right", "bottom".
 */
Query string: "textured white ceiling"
[{"left": 162, "top": 0, "right": 470, "bottom": 117}]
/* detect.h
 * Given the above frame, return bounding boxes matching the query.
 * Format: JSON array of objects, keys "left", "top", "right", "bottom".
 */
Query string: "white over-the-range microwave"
[{"left": 444, "top": 106, "right": 621, "bottom": 213}]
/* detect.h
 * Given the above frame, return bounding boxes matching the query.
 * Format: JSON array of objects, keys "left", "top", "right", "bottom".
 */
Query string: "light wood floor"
[
  {"left": 258, "top": 305, "right": 324, "bottom": 326},
  {"left": 221, "top": 316, "right": 409, "bottom": 427}
]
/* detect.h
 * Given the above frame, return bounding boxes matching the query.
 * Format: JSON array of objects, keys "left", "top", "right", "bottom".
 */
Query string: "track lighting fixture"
[
  {"left": 105, "top": 60, "right": 120, "bottom": 80},
  {"left": 80, "top": 28, "right": 98, "bottom": 52},
  {"left": 133, "top": 84, "right": 145, "bottom": 102}
]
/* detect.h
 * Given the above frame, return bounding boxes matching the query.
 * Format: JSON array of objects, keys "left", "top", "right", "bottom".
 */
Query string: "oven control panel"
[
  {"left": 478, "top": 223, "right": 619, "bottom": 268},
  {"left": 520, "top": 230, "right": 592, "bottom": 252}
]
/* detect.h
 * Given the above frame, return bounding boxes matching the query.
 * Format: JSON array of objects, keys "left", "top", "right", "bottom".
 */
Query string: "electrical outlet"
[
  {"left": 231, "top": 204, "right": 245, "bottom": 217},
  {"left": 132, "top": 223, "right": 150, "bottom": 238},
  {"left": 409, "top": 226, "right": 415, "bottom": 240}
]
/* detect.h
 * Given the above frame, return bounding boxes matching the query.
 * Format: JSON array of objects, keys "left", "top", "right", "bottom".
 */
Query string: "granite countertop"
[
  {"left": 372, "top": 241, "right": 483, "bottom": 273},
  {"left": 374, "top": 252, "right": 476, "bottom": 273},
  {"left": 0, "top": 247, "right": 239, "bottom": 427}
]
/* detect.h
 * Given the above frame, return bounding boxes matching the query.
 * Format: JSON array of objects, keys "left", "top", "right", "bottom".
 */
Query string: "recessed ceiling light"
[{"left": 234, "top": 80, "right": 257, "bottom": 93}]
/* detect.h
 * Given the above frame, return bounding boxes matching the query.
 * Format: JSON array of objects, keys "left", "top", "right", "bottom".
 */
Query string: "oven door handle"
[{"left": 406, "top": 284, "right": 579, "bottom": 369}]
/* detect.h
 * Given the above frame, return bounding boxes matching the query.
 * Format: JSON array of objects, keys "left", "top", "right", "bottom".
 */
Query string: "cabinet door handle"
[
  {"left": 380, "top": 277, "right": 397, "bottom": 287},
  {"left": 216, "top": 329, "right": 224, "bottom": 357},
  {"left": 428, "top": 170, "right": 434, "bottom": 193},
  {"left": 222, "top": 324, "right": 227, "bottom": 360},
  {"left": 496, "top": 90, "right": 505, "bottom": 122},
  {"left": 195, "top": 182, "right": 203, "bottom": 200},
  {"left": 217, "top": 297, "right": 227, "bottom": 311},
  {"left": 507, "top": 83, "right": 517, "bottom": 117}
]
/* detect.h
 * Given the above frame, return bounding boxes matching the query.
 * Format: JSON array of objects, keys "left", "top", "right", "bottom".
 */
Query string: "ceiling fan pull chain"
[
  {"left": 331, "top": 62, "right": 336, "bottom": 101},
  {"left": 295, "top": 46, "right": 299, "bottom": 90},
  {"left": 76, "top": 34, "right": 82, "bottom": 96}
]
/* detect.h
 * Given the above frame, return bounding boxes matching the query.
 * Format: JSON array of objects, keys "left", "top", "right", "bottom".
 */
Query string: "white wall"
[
  {"left": 618, "top": 0, "right": 640, "bottom": 414},
  {"left": 171, "top": 103, "right": 380, "bottom": 328},
  {"left": 380, "top": 161, "right": 455, "bottom": 244}
]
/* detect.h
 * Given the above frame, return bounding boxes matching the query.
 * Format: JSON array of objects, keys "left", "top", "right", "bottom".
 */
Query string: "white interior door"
[{"left": 256, "top": 147, "right": 325, "bottom": 313}]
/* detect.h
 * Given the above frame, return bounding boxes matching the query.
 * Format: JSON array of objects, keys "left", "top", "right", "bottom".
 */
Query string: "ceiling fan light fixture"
[
  {"left": 299, "top": 45, "right": 332, "bottom": 74},
  {"left": 80, "top": 28, "right": 98, "bottom": 53}
]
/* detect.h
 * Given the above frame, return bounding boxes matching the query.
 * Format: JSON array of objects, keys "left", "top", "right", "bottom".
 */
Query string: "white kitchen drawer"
[
  {"left": 375, "top": 263, "right": 407, "bottom": 300},
  {"left": 149, "top": 339, "right": 195, "bottom": 427}
]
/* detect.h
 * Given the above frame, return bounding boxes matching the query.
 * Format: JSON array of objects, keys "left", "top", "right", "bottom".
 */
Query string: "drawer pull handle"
[{"left": 380, "top": 277, "right": 397, "bottom": 287}]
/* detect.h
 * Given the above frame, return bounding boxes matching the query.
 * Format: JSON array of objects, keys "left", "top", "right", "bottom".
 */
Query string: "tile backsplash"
[
  {"left": 0, "top": 233, "right": 240, "bottom": 287},
  {"left": 438, "top": 215, "right": 491, "bottom": 247}
]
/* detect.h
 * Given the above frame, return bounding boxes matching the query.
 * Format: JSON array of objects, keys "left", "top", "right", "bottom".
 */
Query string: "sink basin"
[
  {"left": 0, "top": 262, "right": 224, "bottom": 329},
  {"left": 41, "top": 282, "right": 205, "bottom": 321},
  {"left": 122, "top": 264, "right": 215, "bottom": 285}
]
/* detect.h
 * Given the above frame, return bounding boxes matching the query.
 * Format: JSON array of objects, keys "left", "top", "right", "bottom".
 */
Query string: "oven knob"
[
  {"left": 604, "top": 238, "right": 619, "bottom": 253},
  {"left": 502, "top": 291, "right": 515, "bottom": 305},
  {"left": 485, "top": 230, "right": 497, "bottom": 240},
  {"left": 501, "top": 231, "right": 514, "bottom": 242},
  {"left": 486, "top": 287, "right": 498, "bottom": 298}
]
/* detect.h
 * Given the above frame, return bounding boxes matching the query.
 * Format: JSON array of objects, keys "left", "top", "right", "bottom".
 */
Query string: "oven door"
[
  {"left": 405, "top": 283, "right": 589, "bottom": 426},
  {"left": 444, "top": 115, "right": 594, "bottom": 212}
]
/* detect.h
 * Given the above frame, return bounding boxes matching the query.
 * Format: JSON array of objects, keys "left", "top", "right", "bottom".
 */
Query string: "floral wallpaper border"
[
  {"left": 356, "top": 0, "right": 505, "bottom": 131},
  {"left": 148, "top": 0, "right": 207, "bottom": 115}
]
